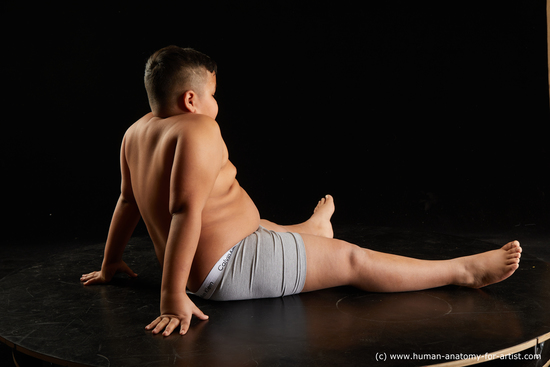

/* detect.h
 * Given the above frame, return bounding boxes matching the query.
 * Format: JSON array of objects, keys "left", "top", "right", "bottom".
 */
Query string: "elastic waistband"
[{"left": 189, "top": 244, "right": 238, "bottom": 299}]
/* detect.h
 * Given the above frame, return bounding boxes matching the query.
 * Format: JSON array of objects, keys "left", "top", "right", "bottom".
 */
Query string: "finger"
[
  {"left": 163, "top": 318, "right": 181, "bottom": 337},
  {"left": 152, "top": 317, "right": 170, "bottom": 335},
  {"left": 179, "top": 317, "right": 192, "bottom": 335},
  {"left": 193, "top": 305, "right": 209, "bottom": 321},
  {"left": 80, "top": 272, "right": 95, "bottom": 281},
  {"left": 81, "top": 274, "right": 100, "bottom": 286},
  {"left": 122, "top": 264, "right": 138, "bottom": 278},
  {"left": 145, "top": 317, "right": 162, "bottom": 331},
  {"left": 82, "top": 279, "right": 96, "bottom": 286}
]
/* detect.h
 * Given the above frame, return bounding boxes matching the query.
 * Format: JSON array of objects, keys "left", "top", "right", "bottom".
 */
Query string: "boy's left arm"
[
  {"left": 80, "top": 195, "right": 140, "bottom": 284},
  {"left": 81, "top": 135, "right": 140, "bottom": 285}
]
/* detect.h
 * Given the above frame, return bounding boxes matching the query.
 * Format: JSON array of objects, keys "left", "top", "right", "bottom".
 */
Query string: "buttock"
[{"left": 190, "top": 226, "right": 307, "bottom": 301}]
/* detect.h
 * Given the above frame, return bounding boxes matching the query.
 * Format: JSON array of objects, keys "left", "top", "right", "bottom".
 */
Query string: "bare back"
[{"left": 123, "top": 112, "right": 260, "bottom": 291}]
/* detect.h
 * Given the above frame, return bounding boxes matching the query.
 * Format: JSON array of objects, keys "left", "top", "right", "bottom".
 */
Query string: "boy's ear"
[{"left": 179, "top": 90, "right": 197, "bottom": 113}]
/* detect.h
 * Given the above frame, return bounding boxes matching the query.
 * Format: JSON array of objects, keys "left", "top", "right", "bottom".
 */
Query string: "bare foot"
[
  {"left": 456, "top": 240, "right": 522, "bottom": 288},
  {"left": 307, "top": 195, "right": 335, "bottom": 238},
  {"left": 259, "top": 195, "right": 335, "bottom": 237}
]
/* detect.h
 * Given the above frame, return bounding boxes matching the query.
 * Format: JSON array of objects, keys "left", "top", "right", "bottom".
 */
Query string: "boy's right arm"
[{"left": 146, "top": 117, "right": 223, "bottom": 336}]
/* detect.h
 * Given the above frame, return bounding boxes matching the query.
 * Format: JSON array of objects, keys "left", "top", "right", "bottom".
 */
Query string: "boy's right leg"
[
  {"left": 258, "top": 195, "right": 521, "bottom": 293},
  {"left": 299, "top": 234, "right": 522, "bottom": 293}
]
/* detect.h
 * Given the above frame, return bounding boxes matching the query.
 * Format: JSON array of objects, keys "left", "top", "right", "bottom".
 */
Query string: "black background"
[{"left": 2, "top": 1, "right": 549, "bottom": 244}]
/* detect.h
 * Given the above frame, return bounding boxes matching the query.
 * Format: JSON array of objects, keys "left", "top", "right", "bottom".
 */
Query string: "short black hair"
[{"left": 144, "top": 46, "right": 217, "bottom": 111}]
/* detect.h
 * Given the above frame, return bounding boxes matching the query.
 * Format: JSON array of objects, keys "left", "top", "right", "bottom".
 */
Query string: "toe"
[{"left": 503, "top": 241, "right": 520, "bottom": 251}]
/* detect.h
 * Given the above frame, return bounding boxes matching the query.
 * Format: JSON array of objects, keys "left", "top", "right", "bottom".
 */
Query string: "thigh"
[
  {"left": 300, "top": 234, "right": 357, "bottom": 293},
  {"left": 210, "top": 228, "right": 307, "bottom": 300}
]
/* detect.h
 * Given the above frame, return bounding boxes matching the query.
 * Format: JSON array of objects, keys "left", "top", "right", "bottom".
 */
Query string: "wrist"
[
  {"left": 161, "top": 288, "right": 188, "bottom": 298},
  {"left": 101, "top": 258, "right": 122, "bottom": 267}
]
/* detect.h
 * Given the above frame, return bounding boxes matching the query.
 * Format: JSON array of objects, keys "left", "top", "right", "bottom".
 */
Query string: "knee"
[
  {"left": 259, "top": 219, "right": 286, "bottom": 232},
  {"left": 346, "top": 243, "right": 369, "bottom": 278},
  {"left": 348, "top": 244, "right": 363, "bottom": 267}
]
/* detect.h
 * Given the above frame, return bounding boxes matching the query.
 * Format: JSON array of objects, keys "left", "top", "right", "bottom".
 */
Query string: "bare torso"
[{"left": 123, "top": 113, "right": 260, "bottom": 291}]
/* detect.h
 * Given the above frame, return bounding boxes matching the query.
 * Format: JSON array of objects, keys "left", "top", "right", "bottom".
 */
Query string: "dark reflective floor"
[{"left": 1, "top": 226, "right": 549, "bottom": 367}]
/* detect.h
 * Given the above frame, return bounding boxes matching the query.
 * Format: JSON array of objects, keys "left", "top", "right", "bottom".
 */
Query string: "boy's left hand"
[{"left": 80, "top": 260, "right": 137, "bottom": 285}]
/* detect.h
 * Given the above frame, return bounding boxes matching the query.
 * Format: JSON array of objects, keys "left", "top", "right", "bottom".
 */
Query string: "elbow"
[
  {"left": 170, "top": 208, "right": 184, "bottom": 217},
  {"left": 169, "top": 202, "right": 202, "bottom": 218},
  {"left": 120, "top": 193, "right": 137, "bottom": 207},
  {"left": 169, "top": 202, "right": 186, "bottom": 216},
  {"left": 169, "top": 206, "right": 193, "bottom": 217},
  {"left": 169, "top": 207, "right": 203, "bottom": 229},
  {"left": 121, "top": 197, "right": 134, "bottom": 205}
]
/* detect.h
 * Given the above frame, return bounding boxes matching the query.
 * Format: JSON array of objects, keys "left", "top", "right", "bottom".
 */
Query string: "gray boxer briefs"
[{"left": 192, "top": 226, "right": 307, "bottom": 301}]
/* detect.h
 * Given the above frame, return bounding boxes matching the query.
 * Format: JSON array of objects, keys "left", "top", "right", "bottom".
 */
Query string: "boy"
[{"left": 81, "top": 46, "right": 522, "bottom": 337}]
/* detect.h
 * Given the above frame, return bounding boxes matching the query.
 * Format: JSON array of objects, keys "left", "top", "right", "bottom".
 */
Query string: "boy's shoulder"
[{"left": 125, "top": 112, "right": 221, "bottom": 145}]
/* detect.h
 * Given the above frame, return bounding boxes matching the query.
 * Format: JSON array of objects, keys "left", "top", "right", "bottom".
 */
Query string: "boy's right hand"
[
  {"left": 80, "top": 260, "right": 137, "bottom": 285},
  {"left": 146, "top": 291, "right": 209, "bottom": 336}
]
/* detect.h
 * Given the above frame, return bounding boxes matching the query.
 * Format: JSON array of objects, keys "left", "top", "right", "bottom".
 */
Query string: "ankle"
[{"left": 451, "top": 257, "right": 471, "bottom": 287}]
